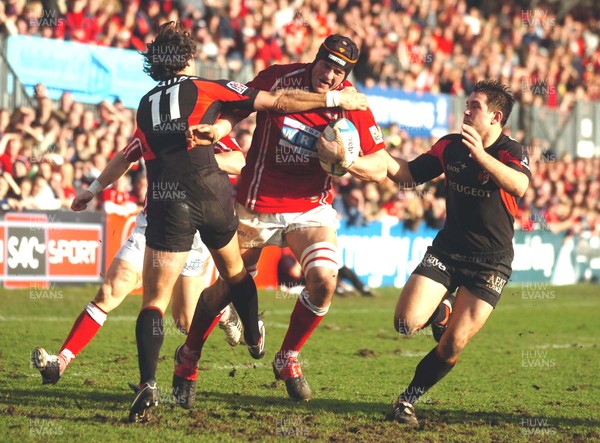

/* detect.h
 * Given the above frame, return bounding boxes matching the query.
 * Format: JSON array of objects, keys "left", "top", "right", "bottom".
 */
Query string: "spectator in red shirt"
[{"left": 0, "top": 134, "right": 22, "bottom": 175}]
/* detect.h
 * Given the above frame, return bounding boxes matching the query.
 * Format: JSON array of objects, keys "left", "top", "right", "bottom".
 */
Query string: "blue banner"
[
  {"left": 362, "top": 86, "right": 450, "bottom": 137},
  {"left": 7, "top": 35, "right": 156, "bottom": 108},
  {"left": 337, "top": 220, "right": 438, "bottom": 288},
  {"left": 338, "top": 221, "right": 591, "bottom": 287}
]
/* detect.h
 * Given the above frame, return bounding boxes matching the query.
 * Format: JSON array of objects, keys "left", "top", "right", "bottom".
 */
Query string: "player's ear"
[{"left": 491, "top": 110, "right": 503, "bottom": 125}]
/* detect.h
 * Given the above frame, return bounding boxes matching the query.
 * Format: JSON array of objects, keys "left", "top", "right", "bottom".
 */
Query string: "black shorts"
[
  {"left": 412, "top": 246, "right": 512, "bottom": 308},
  {"left": 146, "top": 168, "right": 238, "bottom": 252}
]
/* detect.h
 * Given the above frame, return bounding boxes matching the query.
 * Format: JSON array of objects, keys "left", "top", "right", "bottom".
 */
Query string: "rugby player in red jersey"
[
  {"left": 187, "top": 35, "right": 387, "bottom": 402},
  {"left": 386, "top": 80, "right": 531, "bottom": 425},
  {"left": 32, "top": 137, "right": 245, "bottom": 385},
  {"left": 66, "top": 22, "right": 368, "bottom": 422}
]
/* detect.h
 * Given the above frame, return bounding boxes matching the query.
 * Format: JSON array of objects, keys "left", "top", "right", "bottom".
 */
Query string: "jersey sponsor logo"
[
  {"left": 276, "top": 117, "right": 320, "bottom": 165},
  {"left": 227, "top": 81, "right": 249, "bottom": 95},
  {"left": 448, "top": 179, "right": 491, "bottom": 198},
  {"left": 369, "top": 125, "right": 383, "bottom": 144},
  {"left": 485, "top": 274, "right": 507, "bottom": 294},
  {"left": 521, "top": 155, "right": 530, "bottom": 170},
  {"left": 446, "top": 161, "right": 467, "bottom": 174}
]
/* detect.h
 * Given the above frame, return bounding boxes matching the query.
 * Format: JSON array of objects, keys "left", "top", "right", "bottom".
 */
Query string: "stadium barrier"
[{"left": 2, "top": 214, "right": 597, "bottom": 289}]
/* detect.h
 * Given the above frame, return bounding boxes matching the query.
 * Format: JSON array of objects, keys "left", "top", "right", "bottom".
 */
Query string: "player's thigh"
[
  {"left": 141, "top": 246, "right": 189, "bottom": 312},
  {"left": 95, "top": 258, "right": 142, "bottom": 312},
  {"left": 209, "top": 234, "right": 246, "bottom": 284},
  {"left": 394, "top": 274, "right": 448, "bottom": 333},
  {"left": 437, "top": 286, "right": 494, "bottom": 361}
]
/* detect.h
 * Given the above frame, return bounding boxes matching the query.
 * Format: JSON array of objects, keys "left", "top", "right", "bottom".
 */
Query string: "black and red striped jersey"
[
  {"left": 408, "top": 133, "right": 531, "bottom": 256},
  {"left": 123, "top": 75, "right": 258, "bottom": 182}
]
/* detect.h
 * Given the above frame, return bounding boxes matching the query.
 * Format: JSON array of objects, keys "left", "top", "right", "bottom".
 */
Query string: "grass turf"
[{"left": 0, "top": 284, "right": 598, "bottom": 442}]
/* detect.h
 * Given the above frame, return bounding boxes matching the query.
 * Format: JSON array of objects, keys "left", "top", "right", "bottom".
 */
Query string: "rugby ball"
[{"left": 319, "top": 118, "right": 360, "bottom": 176}]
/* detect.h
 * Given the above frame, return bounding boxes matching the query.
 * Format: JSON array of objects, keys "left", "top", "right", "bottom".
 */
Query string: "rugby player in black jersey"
[{"left": 386, "top": 80, "right": 531, "bottom": 425}]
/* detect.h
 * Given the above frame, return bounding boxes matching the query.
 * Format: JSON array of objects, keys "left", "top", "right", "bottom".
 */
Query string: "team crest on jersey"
[
  {"left": 369, "top": 125, "right": 383, "bottom": 144},
  {"left": 477, "top": 170, "right": 490, "bottom": 184},
  {"left": 227, "top": 81, "right": 249, "bottom": 94}
]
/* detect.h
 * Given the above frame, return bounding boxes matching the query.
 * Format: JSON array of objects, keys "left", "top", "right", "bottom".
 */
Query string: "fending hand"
[
  {"left": 338, "top": 89, "right": 368, "bottom": 111},
  {"left": 71, "top": 191, "right": 94, "bottom": 212},
  {"left": 186, "top": 124, "right": 220, "bottom": 147}
]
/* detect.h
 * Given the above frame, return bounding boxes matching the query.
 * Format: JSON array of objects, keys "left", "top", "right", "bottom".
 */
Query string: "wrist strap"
[
  {"left": 88, "top": 179, "right": 104, "bottom": 196},
  {"left": 325, "top": 90, "right": 341, "bottom": 107}
]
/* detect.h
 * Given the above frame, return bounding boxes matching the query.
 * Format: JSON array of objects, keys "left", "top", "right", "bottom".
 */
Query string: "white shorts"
[
  {"left": 236, "top": 203, "right": 338, "bottom": 249},
  {"left": 115, "top": 212, "right": 211, "bottom": 277}
]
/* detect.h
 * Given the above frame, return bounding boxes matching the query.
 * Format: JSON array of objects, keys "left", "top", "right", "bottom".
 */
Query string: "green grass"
[{"left": 0, "top": 285, "right": 599, "bottom": 442}]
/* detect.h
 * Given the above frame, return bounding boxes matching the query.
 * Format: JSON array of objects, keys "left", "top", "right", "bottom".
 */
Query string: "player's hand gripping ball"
[{"left": 317, "top": 118, "right": 359, "bottom": 176}]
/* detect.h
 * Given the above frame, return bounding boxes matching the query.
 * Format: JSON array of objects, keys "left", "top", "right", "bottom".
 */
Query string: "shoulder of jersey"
[
  {"left": 442, "top": 133, "right": 462, "bottom": 143},
  {"left": 503, "top": 134, "right": 524, "bottom": 149},
  {"left": 276, "top": 62, "right": 308, "bottom": 72}
]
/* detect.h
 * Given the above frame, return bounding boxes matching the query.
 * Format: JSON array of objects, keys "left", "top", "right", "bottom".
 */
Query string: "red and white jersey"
[
  {"left": 236, "top": 63, "right": 385, "bottom": 213},
  {"left": 123, "top": 134, "right": 242, "bottom": 217}
]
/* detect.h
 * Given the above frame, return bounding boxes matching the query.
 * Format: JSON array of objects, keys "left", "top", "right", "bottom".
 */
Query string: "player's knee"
[
  {"left": 305, "top": 269, "right": 337, "bottom": 305},
  {"left": 95, "top": 281, "right": 119, "bottom": 308},
  {"left": 437, "top": 332, "right": 467, "bottom": 362},
  {"left": 95, "top": 266, "right": 140, "bottom": 309}
]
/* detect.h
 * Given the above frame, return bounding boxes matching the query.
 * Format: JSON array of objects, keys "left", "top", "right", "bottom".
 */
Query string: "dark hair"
[
  {"left": 142, "top": 22, "right": 196, "bottom": 81},
  {"left": 473, "top": 80, "right": 515, "bottom": 126}
]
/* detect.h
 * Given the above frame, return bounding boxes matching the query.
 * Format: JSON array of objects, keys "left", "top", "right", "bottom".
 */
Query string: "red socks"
[
  {"left": 280, "top": 290, "right": 328, "bottom": 355},
  {"left": 59, "top": 302, "right": 107, "bottom": 373}
]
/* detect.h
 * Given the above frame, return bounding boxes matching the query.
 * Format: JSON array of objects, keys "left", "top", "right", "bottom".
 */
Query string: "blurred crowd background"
[{"left": 0, "top": 0, "right": 599, "bottom": 241}]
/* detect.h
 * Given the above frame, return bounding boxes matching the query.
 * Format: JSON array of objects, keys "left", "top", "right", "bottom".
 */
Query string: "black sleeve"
[
  {"left": 408, "top": 153, "right": 444, "bottom": 184},
  {"left": 209, "top": 79, "right": 260, "bottom": 111}
]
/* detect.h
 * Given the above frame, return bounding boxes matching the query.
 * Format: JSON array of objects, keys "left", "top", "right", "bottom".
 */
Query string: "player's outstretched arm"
[
  {"left": 386, "top": 151, "right": 418, "bottom": 187},
  {"left": 71, "top": 151, "right": 133, "bottom": 211},
  {"left": 254, "top": 88, "right": 368, "bottom": 113},
  {"left": 347, "top": 150, "right": 387, "bottom": 182},
  {"left": 317, "top": 128, "right": 387, "bottom": 182}
]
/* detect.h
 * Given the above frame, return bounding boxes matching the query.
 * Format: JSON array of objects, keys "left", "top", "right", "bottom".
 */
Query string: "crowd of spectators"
[
  {"left": 1, "top": 0, "right": 600, "bottom": 107},
  {"left": 0, "top": 0, "right": 599, "bottom": 241}
]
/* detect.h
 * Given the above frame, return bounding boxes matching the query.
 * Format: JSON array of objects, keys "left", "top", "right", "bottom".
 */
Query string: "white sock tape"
[
  {"left": 299, "top": 288, "right": 330, "bottom": 316},
  {"left": 85, "top": 302, "right": 107, "bottom": 326}
]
